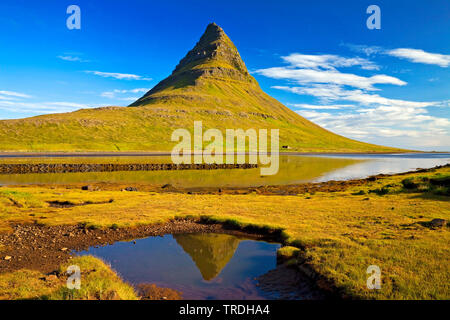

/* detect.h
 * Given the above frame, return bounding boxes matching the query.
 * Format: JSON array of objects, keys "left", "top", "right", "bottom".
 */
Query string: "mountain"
[{"left": 0, "top": 23, "right": 402, "bottom": 152}]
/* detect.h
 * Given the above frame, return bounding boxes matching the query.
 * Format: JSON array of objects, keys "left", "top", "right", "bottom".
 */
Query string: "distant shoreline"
[{"left": 0, "top": 151, "right": 448, "bottom": 158}]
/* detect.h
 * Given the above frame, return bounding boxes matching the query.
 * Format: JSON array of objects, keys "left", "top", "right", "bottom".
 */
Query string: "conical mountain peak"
[
  {"left": 130, "top": 23, "right": 256, "bottom": 106},
  {"left": 172, "top": 22, "right": 249, "bottom": 76}
]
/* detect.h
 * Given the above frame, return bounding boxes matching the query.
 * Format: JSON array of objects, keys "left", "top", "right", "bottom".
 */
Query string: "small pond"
[{"left": 77, "top": 233, "right": 286, "bottom": 300}]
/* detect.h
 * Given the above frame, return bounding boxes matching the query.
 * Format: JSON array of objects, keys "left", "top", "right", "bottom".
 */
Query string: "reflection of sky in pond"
[
  {"left": 313, "top": 153, "right": 450, "bottom": 182},
  {"left": 0, "top": 153, "right": 448, "bottom": 187},
  {"left": 76, "top": 233, "right": 280, "bottom": 300}
]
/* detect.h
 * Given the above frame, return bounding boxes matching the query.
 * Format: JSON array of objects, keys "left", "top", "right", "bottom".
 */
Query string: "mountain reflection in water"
[
  {"left": 77, "top": 233, "right": 280, "bottom": 299},
  {"left": 173, "top": 233, "right": 240, "bottom": 281},
  {"left": 1, "top": 154, "right": 449, "bottom": 187}
]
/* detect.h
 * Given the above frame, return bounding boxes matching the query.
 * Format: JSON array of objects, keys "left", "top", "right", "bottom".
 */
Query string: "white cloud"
[
  {"left": 45, "top": 102, "right": 90, "bottom": 108},
  {"left": 119, "top": 97, "right": 139, "bottom": 101},
  {"left": 294, "top": 99, "right": 450, "bottom": 150},
  {"left": 100, "top": 91, "right": 115, "bottom": 99},
  {"left": 341, "top": 44, "right": 383, "bottom": 56},
  {"left": 0, "top": 90, "right": 105, "bottom": 115},
  {"left": 254, "top": 53, "right": 406, "bottom": 91},
  {"left": 287, "top": 103, "right": 355, "bottom": 110},
  {"left": 345, "top": 44, "right": 450, "bottom": 68},
  {"left": 125, "top": 88, "right": 148, "bottom": 93},
  {"left": 282, "top": 53, "right": 379, "bottom": 70},
  {"left": 0, "top": 90, "right": 32, "bottom": 98},
  {"left": 256, "top": 67, "right": 405, "bottom": 90},
  {"left": 85, "top": 71, "right": 152, "bottom": 81},
  {"left": 298, "top": 107, "right": 449, "bottom": 141},
  {"left": 58, "top": 55, "right": 89, "bottom": 62},
  {"left": 100, "top": 88, "right": 149, "bottom": 100},
  {"left": 273, "top": 85, "right": 436, "bottom": 108},
  {"left": 0, "top": 100, "right": 98, "bottom": 114},
  {"left": 386, "top": 48, "right": 450, "bottom": 67},
  {"left": 0, "top": 95, "right": 17, "bottom": 101}
]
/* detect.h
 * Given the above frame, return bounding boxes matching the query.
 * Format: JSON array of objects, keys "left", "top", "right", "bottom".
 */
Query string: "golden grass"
[
  {"left": 0, "top": 256, "right": 138, "bottom": 300},
  {"left": 0, "top": 167, "right": 448, "bottom": 299}
]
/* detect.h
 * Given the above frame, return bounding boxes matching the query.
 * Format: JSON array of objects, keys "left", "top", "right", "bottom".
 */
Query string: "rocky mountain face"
[{"left": 130, "top": 23, "right": 256, "bottom": 107}]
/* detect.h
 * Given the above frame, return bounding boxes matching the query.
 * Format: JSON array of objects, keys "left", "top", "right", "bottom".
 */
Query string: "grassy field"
[
  {"left": 0, "top": 166, "right": 448, "bottom": 299},
  {"left": 0, "top": 256, "right": 138, "bottom": 300}
]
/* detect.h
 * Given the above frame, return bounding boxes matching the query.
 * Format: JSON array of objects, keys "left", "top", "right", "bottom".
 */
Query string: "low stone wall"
[{"left": 0, "top": 163, "right": 258, "bottom": 174}]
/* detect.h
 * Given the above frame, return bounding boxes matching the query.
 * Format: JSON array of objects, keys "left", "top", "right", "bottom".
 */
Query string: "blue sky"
[{"left": 0, "top": 0, "right": 448, "bottom": 150}]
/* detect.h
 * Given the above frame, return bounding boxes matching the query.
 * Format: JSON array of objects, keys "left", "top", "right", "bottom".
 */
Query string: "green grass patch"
[
  {"left": 0, "top": 256, "right": 138, "bottom": 300},
  {"left": 401, "top": 174, "right": 450, "bottom": 196}
]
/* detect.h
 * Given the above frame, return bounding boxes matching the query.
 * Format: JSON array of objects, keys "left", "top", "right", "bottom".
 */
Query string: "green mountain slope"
[{"left": 0, "top": 23, "right": 403, "bottom": 153}]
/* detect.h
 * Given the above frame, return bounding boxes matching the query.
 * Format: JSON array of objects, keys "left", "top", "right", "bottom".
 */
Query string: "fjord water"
[
  {"left": 0, "top": 153, "right": 448, "bottom": 187},
  {"left": 77, "top": 233, "right": 281, "bottom": 300},
  {"left": 0, "top": 153, "right": 449, "bottom": 187},
  {"left": 312, "top": 153, "right": 450, "bottom": 182}
]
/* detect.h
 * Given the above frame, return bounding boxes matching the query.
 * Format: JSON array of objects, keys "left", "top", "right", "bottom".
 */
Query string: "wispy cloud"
[
  {"left": 386, "top": 48, "right": 450, "bottom": 67},
  {"left": 0, "top": 89, "right": 100, "bottom": 115},
  {"left": 57, "top": 55, "right": 89, "bottom": 63},
  {"left": 118, "top": 97, "right": 139, "bottom": 101},
  {"left": 254, "top": 53, "right": 404, "bottom": 90},
  {"left": 0, "top": 100, "right": 98, "bottom": 114},
  {"left": 344, "top": 44, "right": 450, "bottom": 68},
  {"left": 341, "top": 43, "right": 383, "bottom": 56},
  {"left": 282, "top": 53, "right": 379, "bottom": 70},
  {"left": 100, "top": 88, "right": 149, "bottom": 100},
  {"left": 257, "top": 68, "right": 405, "bottom": 90},
  {"left": 274, "top": 85, "right": 436, "bottom": 108},
  {"left": 0, "top": 90, "right": 32, "bottom": 99},
  {"left": 85, "top": 71, "right": 152, "bottom": 81},
  {"left": 287, "top": 103, "right": 355, "bottom": 110}
]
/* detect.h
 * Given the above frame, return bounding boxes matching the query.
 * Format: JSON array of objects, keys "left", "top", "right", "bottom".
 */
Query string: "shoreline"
[
  {"left": 1, "top": 151, "right": 447, "bottom": 158},
  {"left": 3, "top": 163, "right": 448, "bottom": 195}
]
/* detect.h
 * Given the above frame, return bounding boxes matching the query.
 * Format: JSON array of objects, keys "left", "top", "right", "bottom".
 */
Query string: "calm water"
[
  {"left": 77, "top": 233, "right": 281, "bottom": 300},
  {"left": 0, "top": 153, "right": 448, "bottom": 187}
]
